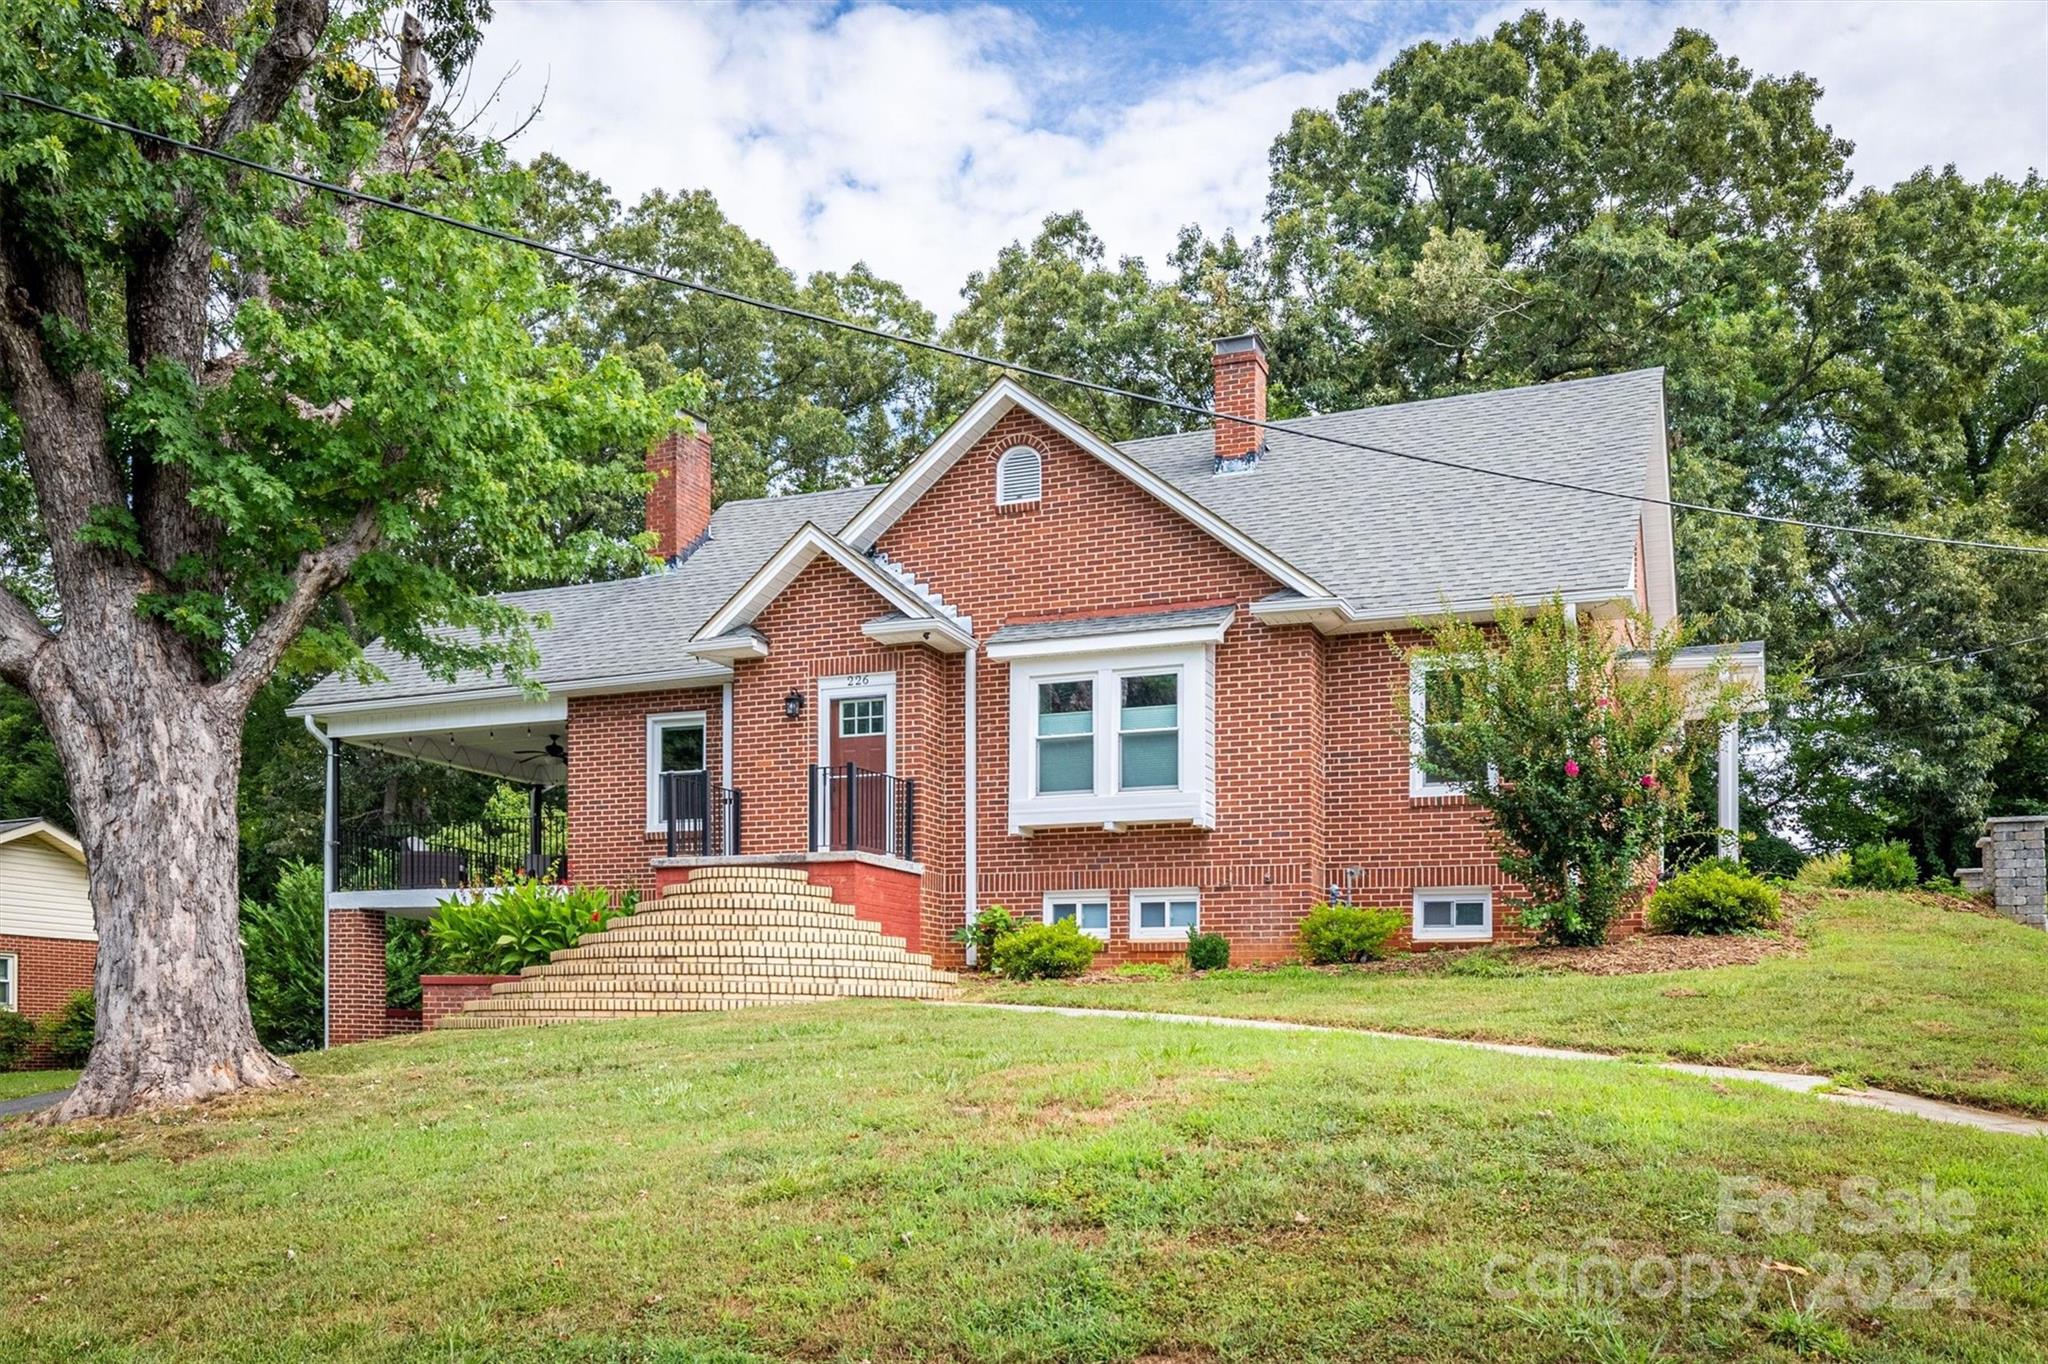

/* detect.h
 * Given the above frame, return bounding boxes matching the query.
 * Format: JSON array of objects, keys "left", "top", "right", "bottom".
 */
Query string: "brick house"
[
  {"left": 0, "top": 818, "right": 97, "bottom": 1062},
  {"left": 293, "top": 340, "right": 1764, "bottom": 1041}
]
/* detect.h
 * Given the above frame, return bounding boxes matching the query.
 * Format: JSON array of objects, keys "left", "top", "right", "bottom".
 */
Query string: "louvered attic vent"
[{"left": 995, "top": 444, "right": 1043, "bottom": 506}]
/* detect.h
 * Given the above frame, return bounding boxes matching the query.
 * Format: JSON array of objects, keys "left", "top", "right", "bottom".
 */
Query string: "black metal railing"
[
  {"left": 808, "top": 762, "right": 916, "bottom": 861},
  {"left": 660, "top": 769, "right": 743, "bottom": 857},
  {"left": 334, "top": 816, "right": 566, "bottom": 893}
]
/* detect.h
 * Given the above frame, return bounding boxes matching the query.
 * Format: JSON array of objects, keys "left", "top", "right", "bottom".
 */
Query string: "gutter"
[{"left": 963, "top": 634, "right": 979, "bottom": 965}]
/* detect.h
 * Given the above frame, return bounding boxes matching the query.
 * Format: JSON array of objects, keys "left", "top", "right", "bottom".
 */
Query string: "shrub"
[
  {"left": 1793, "top": 851, "right": 1851, "bottom": 888},
  {"left": 1646, "top": 859, "right": 1781, "bottom": 935},
  {"left": 1300, "top": 904, "right": 1405, "bottom": 964},
  {"left": 240, "top": 861, "right": 326, "bottom": 1053},
  {"left": 1847, "top": 839, "right": 1918, "bottom": 891},
  {"left": 990, "top": 920, "right": 1101, "bottom": 980},
  {"left": 1185, "top": 929, "right": 1230, "bottom": 971},
  {"left": 0, "top": 1010, "right": 34, "bottom": 1070},
  {"left": 41, "top": 989, "right": 96, "bottom": 1066},
  {"left": 1920, "top": 875, "right": 1966, "bottom": 896},
  {"left": 429, "top": 875, "right": 631, "bottom": 975},
  {"left": 386, "top": 918, "right": 433, "bottom": 1010},
  {"left": 952, "top": 904, "right": 1021, "bottom": 966},
  {"left": 1404, "top": 598, "right": 1750, "bottom": 947}
]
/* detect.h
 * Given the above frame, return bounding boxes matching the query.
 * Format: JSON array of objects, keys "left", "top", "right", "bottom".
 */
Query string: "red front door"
[{"left": 827, "top": 694, "right": 890, "bottom": 852}]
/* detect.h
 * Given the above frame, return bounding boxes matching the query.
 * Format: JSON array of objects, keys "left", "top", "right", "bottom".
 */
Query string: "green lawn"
[
  {"left": 4, "top": 1006, "right": 2045, "bottom": 1362},
  {"left": 0, "top": 1068, "right": 76, "bottom": 1102},
  {"left": 964, "top": 892, "right": 2048, "bottom": 1117}
]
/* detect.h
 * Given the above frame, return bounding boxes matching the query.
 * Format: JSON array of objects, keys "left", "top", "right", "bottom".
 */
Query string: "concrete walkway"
[
  {"left": 0, "top": 1087, "right": 71, "bottom": 1120},
  {"left": 940, "top": 1001, "right": 2048, "bottom": 1138}
]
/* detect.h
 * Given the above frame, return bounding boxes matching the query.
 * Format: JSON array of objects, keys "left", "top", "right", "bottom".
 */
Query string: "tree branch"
[
  {"left": 217, "top": 504, "right": 381, "bottom": 707},
  {"left": 211, "top": 0, "right": 332, "bottom": 150},
  {"left": 0, "top": 585, "right": 55, "bottom": 691}
]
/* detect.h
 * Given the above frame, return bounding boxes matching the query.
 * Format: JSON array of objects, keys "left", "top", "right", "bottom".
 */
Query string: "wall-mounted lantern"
[{"left": 784, "top": 689, "right": 805, "bottom": 720}]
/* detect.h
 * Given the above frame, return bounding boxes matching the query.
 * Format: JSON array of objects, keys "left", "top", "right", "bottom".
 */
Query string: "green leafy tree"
[
  {"left": 0, "top": 2, "right": 671, "bottom": 1118},
  {"left": 526, "top": 160, "right": 947, "bottom": 498},
  {"left": 239, "top": 861, "right": 326, "bottom": 1053},
  {"left": 1405, "top": 599, "right": 1748, "bottom": 945},
  {"left": 941, "top": 212, "right": 1223, "bottom": 440}
]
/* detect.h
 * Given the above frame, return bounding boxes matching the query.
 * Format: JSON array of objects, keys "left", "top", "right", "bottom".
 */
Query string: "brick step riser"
[
  {"left": 594, "top": 911, "right": 881, "bottom": 933},
  {"left": 647, "top": 889, "right": 841, "bottom": 907},
  {"left": 551, "top": 935, "right": 912, "bottom": 963},
  {"left": 465, "top": 984, "right": 949, "bottom": 1010},
  {"left": 527, "top": 948, "right": 938, "bottom": 974},
  {"left": 494, "top": 970, "right": 953, "bottom": 994}
]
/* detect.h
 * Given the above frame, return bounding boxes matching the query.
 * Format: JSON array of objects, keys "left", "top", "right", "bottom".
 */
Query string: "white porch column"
[{"left": 1716, "top": 718, "right": 1740, "bottom": 862}]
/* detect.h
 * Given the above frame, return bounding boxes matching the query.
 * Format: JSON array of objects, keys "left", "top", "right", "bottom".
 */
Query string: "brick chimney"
[
  {"left": 1211, "top": 332, "right": 1268, "bottom": 468},
  {"left": 646, "top": 412, "right": 713, "bottom": 564}
]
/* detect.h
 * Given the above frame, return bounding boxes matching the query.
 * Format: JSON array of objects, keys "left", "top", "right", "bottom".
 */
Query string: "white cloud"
[{"left": 458, "top": 1, "right": 2046, "bottom": 317}]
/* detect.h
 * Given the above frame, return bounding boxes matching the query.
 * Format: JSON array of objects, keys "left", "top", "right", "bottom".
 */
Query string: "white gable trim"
[
  {"left": 691, "top": 522, "right": 969, "bottom": 647},
  {"left": 0, "top": 819, "right": 85, "bottom": 866},
  {"left": 836, "top": 379, "right": 1341, "bottom": 605},
  {"left": 1642, "top": 381, "right": 1680, "bottom": 627}
]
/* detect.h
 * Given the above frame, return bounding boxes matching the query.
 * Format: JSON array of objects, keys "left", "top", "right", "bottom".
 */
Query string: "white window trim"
[
  {"left": 645, "top": 710, "right": 708, "bottom": 833},
  {"left": 1006, "top": 643, "right": 1214, "bottom": 834},
  {"left": 1129, "top": 888, "right": 1201, "bottom": 942},
  {"left": 0, "top": 951, "right": 16, "bottom": 1011},
  {"left": 1409, "top": 658, "right": 1495, "bottom": 799},
  {"left": 1043, "top": 890, "right": 1111, "bottom": 940},
  {"left": 995, "top": 444, "right": 1043, "bottom": 506},
  {"left": 1413, "top": 887, "right": 1493, "bottom": 942}
]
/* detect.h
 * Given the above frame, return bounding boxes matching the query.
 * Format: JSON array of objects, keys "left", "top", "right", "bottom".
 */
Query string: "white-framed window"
[
  {"left": 1413, "top": 887, "right": 1492, "bottom": 941},
  {"left": 1409, "top": 658, "right": 1490, "bottom": 798},
  {"left": 1044, "top": 891, "right": 1110, "bottom": 939},
  {"left": 0, "top": 952, "right": 14, "bottom": 1011},
  {"left": 645, "top": 710, "right": 708, "bottom": 831},
  {"left": 838, "top": 696, "right": 887, "bottom": 738},
  {"left": 1118, "top": 673, "right": 1179, "bottom": 790},
  {"left": 1003, "top": 643, "right": 1214, "bottom": 833},
  {"left": 996, "top": 444, "right": 1043, "bottom": 506},
  {"left": 1035, "top": 676, "right": 1095, "bottom": 794},
  {"left": 1130, "top": 889, "right": 1200, "bottom": 941}
]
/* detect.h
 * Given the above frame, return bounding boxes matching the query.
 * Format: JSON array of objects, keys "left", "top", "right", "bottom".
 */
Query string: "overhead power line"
[
  {"left": 1816, "top": 631, "right": 2048, "bottom": 684},
  {"left": 7, "top": 87, "right": 2047, "bottom": 560}
]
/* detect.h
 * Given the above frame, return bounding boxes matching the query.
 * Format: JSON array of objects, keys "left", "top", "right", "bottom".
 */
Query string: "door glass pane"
[
  {"left": 1037, "top": 680, "right": 1094, "bottom": 793},
  {"left": 839, "top": 697, "right": 886, "bottom": 737},
  {"left": 660, "top": 724, "right": 704, "bottom": 773}
]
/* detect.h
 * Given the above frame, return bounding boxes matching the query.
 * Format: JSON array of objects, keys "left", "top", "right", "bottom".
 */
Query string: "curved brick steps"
[{"left": 440, "top": 864, "right": 955, "bottom": 1029}]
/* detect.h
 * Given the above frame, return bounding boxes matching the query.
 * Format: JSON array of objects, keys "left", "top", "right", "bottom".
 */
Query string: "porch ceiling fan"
[{"left": 514, "top": 733, "right": 567, "bottom": 762}]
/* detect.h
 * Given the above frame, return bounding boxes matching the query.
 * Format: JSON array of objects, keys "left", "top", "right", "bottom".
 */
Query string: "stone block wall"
[{"left": 1985, "top": 816, "right": 2047, "bottom": 929}]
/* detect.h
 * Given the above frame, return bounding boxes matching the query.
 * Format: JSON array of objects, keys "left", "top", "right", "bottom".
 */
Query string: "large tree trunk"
[{"left": 40, "top": 664, "right": 295, "bottom": 1121}]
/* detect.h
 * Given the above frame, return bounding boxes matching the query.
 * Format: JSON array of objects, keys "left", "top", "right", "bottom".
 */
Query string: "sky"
[{"left": 456, "top": 0, "right": 2048, "bottom": 317}]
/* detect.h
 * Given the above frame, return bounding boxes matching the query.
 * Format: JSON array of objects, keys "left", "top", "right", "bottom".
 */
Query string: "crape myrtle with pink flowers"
[{"left": 1402, "top": 597, "right": 1750, "bottom": 946}]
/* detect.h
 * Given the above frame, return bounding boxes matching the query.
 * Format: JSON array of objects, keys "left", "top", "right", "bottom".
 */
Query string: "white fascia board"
[
  {"left": 688, "top": 632, "right": 771, "bottom": 663},
  {"left": 0, "top": 820, "right": 85, "bottom": 864},
  {"left": 861, "top": 616, "right": 974, "bottom": 653},
  {"left": 1306, "top": 585, "right": 1638, "bottom": 636},
  {"left": 1642, "top": 380, "right": 1680, "bottom": 627},
  {"left": 836, "top": 378, "right": 1338, "bottom": 603},
  {"left": 985, "top": 617, "right": 1232, "bottom": 661},
  {"left": 692, "top": 522, "right": 942, "bottom": 643},
  {"left": 317, "top": 694, "right": 569, "bottom": 742},
  {"left": 1624, "top": 643, "right": 1769, "bottom": 715},
  {"left": 286, "top": 662, "right": 732, "bottom": 722}
]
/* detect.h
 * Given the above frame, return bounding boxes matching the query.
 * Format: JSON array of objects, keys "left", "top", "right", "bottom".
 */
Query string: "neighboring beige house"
[{"left": 0, "top": 819, "right": 97, "bottom": 1025}]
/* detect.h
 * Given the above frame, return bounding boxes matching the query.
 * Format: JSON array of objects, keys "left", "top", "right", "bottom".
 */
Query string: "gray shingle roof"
[
  {"left": 296, "top": 369, "right": 1665, "bottom": 714},
  {"left": 292, "top": 485, "right": 877, "bottom": 711},
  {"left": 1118, "top": 367, "right": 1661, "bottom": 621},
  {"left": 985, "top": 605, "right": 1236, "bottom": 647}
]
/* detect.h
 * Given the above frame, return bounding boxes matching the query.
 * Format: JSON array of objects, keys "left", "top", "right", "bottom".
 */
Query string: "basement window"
[
  {"left": 996, "top": 445, "right": 1043, "bottom": 506},
  {"left": 1131, "top": 890, "right": 1200, "bottom": 941},
  {"left": 1413, "top": 888, "right": 1491, "bottom": 942},
  {"left": 1045, "top": 892, "right": 1110, "bottom": 939}
]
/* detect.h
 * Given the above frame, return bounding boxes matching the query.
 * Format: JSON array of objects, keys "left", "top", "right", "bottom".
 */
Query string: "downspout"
[
  {"left": 721, "top": 681, "right": 733, "bottom": 790},
  {"left": 303, "top": 714, "right": 336, "bottom": 1050},
  {"left": 963, "top": 637, "right": 979, "bottom": 965}
]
